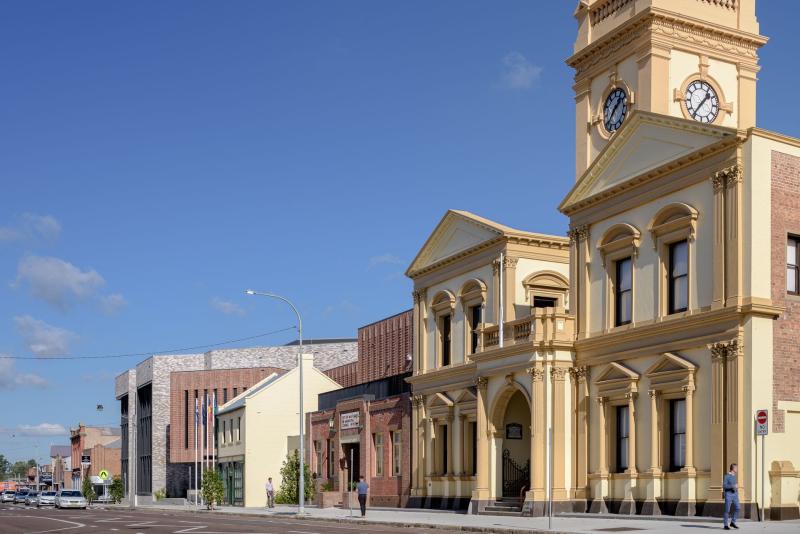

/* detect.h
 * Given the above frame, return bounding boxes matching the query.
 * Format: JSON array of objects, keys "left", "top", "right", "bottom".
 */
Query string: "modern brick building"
[
  {"left": 116, "top": 339, "right": 357, "bottom": 500},
  {"left": 306, "top": 310, "right": 413, "bottom": 508},
  {"left": 69, "top": 424, "right": 121, "bottom": 489}
]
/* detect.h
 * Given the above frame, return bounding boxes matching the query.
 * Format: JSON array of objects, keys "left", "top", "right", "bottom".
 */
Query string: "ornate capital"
[
  {"left": 568, "top": 225, "right": 590, "bottom": 244},
  {"left": 551, "top": 366, "right": 567, "bottom": 381},
  {"left": 625, "top": 392, "right": 637, "bottom": 401},
  {"left": 412, "top": 288, "right": 427, "bottom": 304},
  {"left": 648, "top": 389, "right": 659, "bottom": 399},
  {"left": 709, "top": 338, "right": 741, "bottom": 360},
  {"left": 503, "top": 256, "right": 519, "bottom": 269},
  {"left": 475, "top": 376, "right": 489, "bottom": 391},
  {"left": 492, "top": 260, "right": 501, "bottom": 275},
  {"left": 527, "top": 366, "right": 545, "bottom": 382},
  {"left": 681, "top": 384, "right": 695, "bottom": 395},
  {"left": 596, "top": 396, "right": 607, "bottom": 406},
  {"left": 569, "top": 366, "right": 589, "bottom": 382},
  {"left": 713, "top": 165, "right": 742, "bottom": 191},
  {"left": 411, "top": 394, "right": 425, "bottom": 408}
]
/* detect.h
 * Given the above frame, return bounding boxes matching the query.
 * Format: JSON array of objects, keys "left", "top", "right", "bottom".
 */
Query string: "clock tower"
[{"left": 568, "top": 0, "right": 767, "bottom": 179}]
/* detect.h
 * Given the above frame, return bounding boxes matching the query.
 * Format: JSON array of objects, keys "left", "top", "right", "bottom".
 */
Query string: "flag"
[
  {"left": 202, "top": 395, "right": 207, "bottom": 426},
  {"left": 195, "top": 397, "right": 199, "bottom": 425}
]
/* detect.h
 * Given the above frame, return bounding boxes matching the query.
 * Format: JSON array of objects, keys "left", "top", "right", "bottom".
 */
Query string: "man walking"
[
  {"left": 723, "top": 463, "right": 739, "bottom": 530},
  {"left": 265, "top": 477, "right": 275, "bottom": 509},
  {"left": 356, "top": 476, "right": 368, "bottom": 517}
]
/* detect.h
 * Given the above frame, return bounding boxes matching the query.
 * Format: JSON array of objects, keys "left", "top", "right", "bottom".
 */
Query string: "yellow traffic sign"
[{"left": 98, "top": 469, "right": 109, "bottom": 480}]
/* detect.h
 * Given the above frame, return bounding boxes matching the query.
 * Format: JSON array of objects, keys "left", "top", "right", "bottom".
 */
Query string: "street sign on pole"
[
  {"left": 756, "top": 409, "right": 768, "bottom": 436},
  {"left": 755, "top": 409, "right": 768, "bottom": 522}
]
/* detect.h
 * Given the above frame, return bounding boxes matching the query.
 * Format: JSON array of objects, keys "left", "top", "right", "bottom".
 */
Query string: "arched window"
[
  {"left": 649, "top": 203, "right": 698, "bottom": 317},
  {"left": 431, "top": 291, "right": 456, "bottom": 367},
  {"left": 521, "top": 271, "right": 569, "bottom": 311},
  {"left": 458, "top": 280, "right": 487, "bottom": 356},
  {"left": 597, "top": 223, "right": 641, "bottom": 329}
]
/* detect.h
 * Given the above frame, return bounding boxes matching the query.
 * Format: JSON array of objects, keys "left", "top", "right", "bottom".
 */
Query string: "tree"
[
  {"left": 0, "top": 455, "right": 10, "bottom": 480},
  {"left": 201, "top": 469, "right": 224, "bottom": 510},
  {"left": 275, "top": 450, "right": 313, "bottom": 505},
  {"left": 11, "top": 461, "right": 28, "bottom": 478},
  {"left": 26, "top": 459, "right": 36, "bottom": 469},
  {"left": 82, "top": 477, "right": 97, "bottom": 505},
  {"left": 109, "top": 476, "right": 124, "bottom": 504}
]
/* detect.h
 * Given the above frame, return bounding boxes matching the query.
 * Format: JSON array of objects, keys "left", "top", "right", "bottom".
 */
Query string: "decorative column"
[
  {"left": 528, "top": 366, "right": 546, "bottom": 511},
  {"left": 470, "top": 377, "right": 490, "bottom": 513},
  {"left": 683, "top": 385, "right": 695, "bottom": 472},
  {"left": 725, "top": 340, "right": 745, "bottom": 500},
  {"left": 643, "top": 389, "right": 662, "bottom": 515},
  {"left": 446, "top": 411, "right": 455, "bottom": 475},
  {"left": 626, "top": 392, "right": 637, "bottom": 476},
  {"left": 711, "top": 171, "right": 726, "bottom": 308},
  {"left": 571, "top": 367, "right": 589, "bottom": 505},
  {"left": 425, "top": 416, "right": 435, "bottom": 478},
  {"left": 590, "top": 396, "right": 609, "bottom": 513},
  {"left": 411, "top": 395, "right": 424, "bottom": 496},
  {"left": 568, "top": 226, "right": 590, "bottom": 335},
  {"left": 723, "top": 165, "right": 743, "bottom": 307},
  {"left": 551, "top": 367, "right": 568, "bottom": 505},
  {"left": 503, "top": 256, "right": 518, "bottom": 322},
  {"left": 492, "top": 261, "right": 501, "bottom": 324},
  {"left": 678, "top": 384, "right": 697, "bottom": 516},
  {"left": 706, "top": 342, "right": 728, "bottom": 513},
  {"left": 459, "top": 414, "right": 468, "bottom": 476}
]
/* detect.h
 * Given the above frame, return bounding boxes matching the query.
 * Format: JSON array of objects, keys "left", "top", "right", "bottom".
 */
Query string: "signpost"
[{"left": 755, "top": 409, "right": 768, "bottom": 522}]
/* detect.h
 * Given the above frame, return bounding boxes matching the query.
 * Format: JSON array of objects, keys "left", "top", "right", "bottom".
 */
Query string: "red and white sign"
[{"left": 755, "top": 409, "right": 768, "bottom": 436}]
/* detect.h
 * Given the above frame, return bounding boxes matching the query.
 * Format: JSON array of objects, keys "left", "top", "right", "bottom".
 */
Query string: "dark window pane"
[
  {"left": 672, "top": 276, "right": 688, "bottom": 311},
  {"left": 533, "top": 296, "right": 558, "bottom": 308},
  {"left": 441, "top": 315, "right": 451, "bottom": 366},
  {"left": 671, "top": 241, "right": 688, "bottom": 277},
  {"left": 615, "top": 258, "right": 633, "bottom": 326},
  {"left": 618, "top": 258, "right": 632, "bottom": 291},
  {"left": 669, "top": 241, "right": 689, "bottom": 314},
  {"left": 616, "top": 406, "right": 629, "bottom": 472},
  {"left": 670, "top": 399, "right": 687, "bottom": 470}
]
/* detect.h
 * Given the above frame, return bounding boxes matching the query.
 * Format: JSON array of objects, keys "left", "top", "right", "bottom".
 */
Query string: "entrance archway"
[{"left": 490, "top": 384, "right": 531, "bottom": 499}]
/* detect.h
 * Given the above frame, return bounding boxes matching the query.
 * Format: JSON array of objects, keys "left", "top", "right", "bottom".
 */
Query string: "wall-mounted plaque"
[{"left": 506, "top": 423, "right": 523, "bottom": 440}]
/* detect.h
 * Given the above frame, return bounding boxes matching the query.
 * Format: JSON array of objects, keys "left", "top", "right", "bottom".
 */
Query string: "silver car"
[
  {"left": 24, "top": 491, "right": 39, "bottom": 506},
  {"left": 37, "top": 491, "right": 56, "bottom": 507},
  {"left": 55, "top": 490, "right": 87, "bottom": 509},
  {"left": 13, "top": 490, "right": 29, "bottom": 504},
  {"left": 1, "top": 490, "right": 15, "bottom": 503}
]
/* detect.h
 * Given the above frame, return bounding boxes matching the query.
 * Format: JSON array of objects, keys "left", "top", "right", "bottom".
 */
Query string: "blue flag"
[
  {"left": 195, "top": 398, "right": 199, "bottom": 425},
  {"left": 202, "top": 395, "right": 207, "bottom": 426}
]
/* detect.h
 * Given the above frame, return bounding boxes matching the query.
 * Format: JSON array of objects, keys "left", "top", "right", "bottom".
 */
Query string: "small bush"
[
  {"left": 153, "top": 488, "right": 166, "bottom": 501},
  {"left": 109, "top": 476, "right": 124, "bottom": 504},
  {"left": 274, "top": 450, "right": 313, "bottom": 504},
  {"left": 201, "top": 470, "right": 224, "bottom": 510}
]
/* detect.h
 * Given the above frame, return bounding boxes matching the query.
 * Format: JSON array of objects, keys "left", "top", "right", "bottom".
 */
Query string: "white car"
[
  {"left": 55, "top": 490, "right": 87, "bottom": 509},
  {"left": 1, "top": 490, "right": 15, "bottom": 503},
  {"left": 37, "top": 491, "right": 56, "bottom": 507}
]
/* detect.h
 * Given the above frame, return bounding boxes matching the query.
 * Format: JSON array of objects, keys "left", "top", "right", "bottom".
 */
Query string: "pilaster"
[
  {"left": 469, "top": 376, "right": 490, "bottom": 513},
  {"left": 589, "top": 396, "right": 609, "bottom": 513},
  {"left": 503, "top": 256, "right": 518, "bottom": 322},
  {"left": 723, "top": 165, "right": 744, "bottom": 307},
  {"left": 711, "top": 171, "right": 726, "bottom": 308}
]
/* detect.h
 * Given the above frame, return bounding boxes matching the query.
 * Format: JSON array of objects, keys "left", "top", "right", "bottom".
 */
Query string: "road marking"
[
  {"left": 288, "top": 531, "right": 325, "bottom": 534},
  {"left": 13, "top": 515, "right": 86, "bottom": 534}
]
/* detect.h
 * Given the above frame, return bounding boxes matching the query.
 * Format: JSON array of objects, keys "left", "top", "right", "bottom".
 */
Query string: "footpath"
[{"left": 118, "top": 502, "right": 800, "bottom": 534}]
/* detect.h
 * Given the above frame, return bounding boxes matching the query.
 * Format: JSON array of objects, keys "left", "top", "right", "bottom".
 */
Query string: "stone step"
[
  {"left": 481, "top": 509, "right": 523, "bottom": 517},
  {"left": 487, "top": 503, "right": 522, "bottom": 509}
]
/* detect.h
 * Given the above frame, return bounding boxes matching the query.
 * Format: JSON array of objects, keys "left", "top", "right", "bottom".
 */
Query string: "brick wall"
[
  {"left": 168, "top": 367, "right": 285, "bottom": 464},
  {"left": 325, "top": 362, "right": 359, "bottom": 387},
  {"left": 771, "top": 150, "right": 800, "bottom": 433},
  {"left": 358, "top": 310, "right": 412, "bottom": 384}
]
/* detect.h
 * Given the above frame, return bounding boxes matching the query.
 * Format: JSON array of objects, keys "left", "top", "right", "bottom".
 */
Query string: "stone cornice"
[
  {"left": 567, "top": 8, "right": 767, "bottom": 78},
  {"left": 405, "top": 362, "right": 477, "bottom": 393}
]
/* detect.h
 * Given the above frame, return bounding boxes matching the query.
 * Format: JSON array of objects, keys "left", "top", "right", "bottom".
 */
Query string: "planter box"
[{"left": 317, "top": 491, "right": 341, "bottom": 508}]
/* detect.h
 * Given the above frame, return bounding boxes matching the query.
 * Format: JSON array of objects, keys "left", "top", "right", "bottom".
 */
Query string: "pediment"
[
  {"left": 407, "top": 210, "right": 511, "bottom": 277},
  {"left": 560, "top": 111, "right": 737, "bottom": 214},
  {"left": 428, "top": 392, "right": 454, "bottom": 408},
  {"left": 454, "top": 388, "right": 477, "bottom": 403},
  {"left": 646, "top": 352, "right": 696, "bottom": 376},
  {"left": 595, "top": 361, "right": 639, "bottom": 384}
]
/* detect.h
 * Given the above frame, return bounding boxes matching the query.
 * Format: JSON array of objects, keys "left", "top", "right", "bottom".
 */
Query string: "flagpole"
[
  {"left": 194, "top": 397, "right": 198, "bottom": 510},
  {"left": 212, "top": 392, "right": 216, "bottom": 480}
]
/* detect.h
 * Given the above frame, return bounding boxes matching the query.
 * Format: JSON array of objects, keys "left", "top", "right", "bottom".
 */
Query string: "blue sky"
[{"left": 1, "top": 1, "right": 798, "bottom": 463}]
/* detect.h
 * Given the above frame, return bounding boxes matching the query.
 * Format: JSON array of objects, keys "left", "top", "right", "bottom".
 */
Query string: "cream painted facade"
[
  {"left": 216, "top": 354, "right": 341, "bottom": 507},
  {"left": 406, "top": 210, "right": 575, "bottom": 515},
  {"left": 559, "top": 0, "right": 800, "bottom": 519}
]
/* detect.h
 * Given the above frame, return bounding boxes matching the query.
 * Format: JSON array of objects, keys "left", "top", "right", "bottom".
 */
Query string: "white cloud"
[
  {"left": 211, "top": 298, "right": 246, "bottom": 317},
  {"left": 22, "top": 213, "right": 61, "bottom": 240},
  {"left": 0, "top": 213, "right": 61, "bottom": 242},
  {"left": 16, "top": 423, "right": 67, "bottom": 437},
  {"left": 14, "top": 315, "right": 78, "bottom": 356},
  {"left": 15, "top": 255, "right": 106, "bottom": 309},
  {"left": 368, "top": 253, "right": 404, "bottom": 270},
  {"left": 0, "top": 358, "right": 49, "bottom": 390},
  {"left": 100, "top": 293, "right": 127, "bottom": 315},
  {"left": 500, "top": 51, "right": 542, "bottom": 90}
]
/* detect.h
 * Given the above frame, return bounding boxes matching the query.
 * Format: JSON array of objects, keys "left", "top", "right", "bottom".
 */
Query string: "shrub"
[
  {"left": 201, "top": 470, "right": 224, "bottom": 510},
  {"left": 274, "top": 450, "right": 313, "bottom": 504},
  {"left": 81, "top": 477, "right": 97, "bottom": 504},
  {"left": 109, "top": 476, "right": 124, "bottom": 504},
  {"left": 153, "top": 488, "right": 166, "bottom": 501}
]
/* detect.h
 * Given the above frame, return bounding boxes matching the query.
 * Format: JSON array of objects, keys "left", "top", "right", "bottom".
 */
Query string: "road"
[{"left": 0, "top": 504, "right": 443, "bottom": 534}]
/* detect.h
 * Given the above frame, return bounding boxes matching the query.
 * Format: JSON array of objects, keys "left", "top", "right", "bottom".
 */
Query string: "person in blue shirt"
[
  {"left": 723, "top": 463, "right": 739, "bottom": 530},
  {"left": 356, "top": 476, "right": 369, "bottom": 517}
]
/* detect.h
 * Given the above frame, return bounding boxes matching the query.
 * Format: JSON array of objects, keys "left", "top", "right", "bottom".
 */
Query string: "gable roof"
[
  {"left": 559, "top": 111, "right": 738, "bottom": 216},
  {"left": 406, "top": 210, "right": 568, "bottom": 279},
  {"left": 217, "top": 372, "right": 281, "bottom": 415}
]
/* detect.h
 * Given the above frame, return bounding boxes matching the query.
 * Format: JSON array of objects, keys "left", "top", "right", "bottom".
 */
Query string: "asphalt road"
[{"left": 0, "top": 504, "right": 443, "bottom": 534}]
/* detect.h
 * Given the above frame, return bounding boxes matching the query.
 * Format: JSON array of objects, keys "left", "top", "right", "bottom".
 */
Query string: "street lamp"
[{"left": 244, "top": 289, "right": 306, "bottom": 515}]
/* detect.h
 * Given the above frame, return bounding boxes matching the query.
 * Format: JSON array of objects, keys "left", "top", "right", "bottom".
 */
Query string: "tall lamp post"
[{"left": 245, "top": 289, "right": 305, "bottom": 515}]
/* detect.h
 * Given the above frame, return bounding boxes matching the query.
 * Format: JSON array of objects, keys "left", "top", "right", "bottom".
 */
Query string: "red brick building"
[{"left": 306, "top": 310, "right": 413, "bottom": 508}]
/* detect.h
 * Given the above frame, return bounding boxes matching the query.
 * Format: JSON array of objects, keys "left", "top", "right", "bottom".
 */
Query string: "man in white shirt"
[{"left": 265, "top": 477, "right": 275, "bottom": 509}]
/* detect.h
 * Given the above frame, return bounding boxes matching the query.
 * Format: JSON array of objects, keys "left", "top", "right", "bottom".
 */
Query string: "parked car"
[
  {"left": 37, "top": 491, "right": 56, "bottom": 507},
  {"left": 1, "top": 490, "right": 15, "bottom": 503},
  {"left": 13, "top": 489, "right": 30, "bottom": 504},
  {"left": 54, "top": 490, "right": 87, "bottom": 509},
  {"left": 25, "top": 491, "right": 39, "bottom": 506}
]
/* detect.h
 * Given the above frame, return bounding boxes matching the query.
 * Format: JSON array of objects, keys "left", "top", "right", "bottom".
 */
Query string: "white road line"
[
  {"left": 288, "top": 531, "right": 325, "bottom": 534},
  {"left": 13, "top": 515, "right": 86, "bottom": 534}
]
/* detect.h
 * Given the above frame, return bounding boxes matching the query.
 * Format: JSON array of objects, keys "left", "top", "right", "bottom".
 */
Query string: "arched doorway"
[{"left": 498, "top": 390, "right": 531, "bottom": 499}]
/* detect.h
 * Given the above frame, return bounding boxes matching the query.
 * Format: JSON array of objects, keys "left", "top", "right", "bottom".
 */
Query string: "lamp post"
[{"left": 245, "top": 289, "right": 305, "bottom": 515}]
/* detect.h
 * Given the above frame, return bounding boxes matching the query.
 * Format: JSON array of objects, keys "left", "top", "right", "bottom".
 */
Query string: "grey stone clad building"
[{"left": 115, "top": 339, "right": 357, "bottom": 500}]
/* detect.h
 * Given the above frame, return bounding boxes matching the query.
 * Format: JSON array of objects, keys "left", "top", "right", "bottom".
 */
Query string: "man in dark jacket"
[{"left": 723, "top": 463, "right": 739, "bottom": 530}]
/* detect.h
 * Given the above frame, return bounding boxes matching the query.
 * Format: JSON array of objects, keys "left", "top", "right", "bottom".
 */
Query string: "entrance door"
[
  {"left": 342, "top": 444, "right": 361, "bottom": 490},
  {"left": 500, "top": 390, "right": 531, "bottom": 498}
]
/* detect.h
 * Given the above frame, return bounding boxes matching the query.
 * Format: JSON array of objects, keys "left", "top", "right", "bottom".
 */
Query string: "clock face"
[
  {"left": 685, "top": 80, "right": 720, "bottom": 123},
  {"left": 603, "top": 88, "right": 628, "bottom": 133}
]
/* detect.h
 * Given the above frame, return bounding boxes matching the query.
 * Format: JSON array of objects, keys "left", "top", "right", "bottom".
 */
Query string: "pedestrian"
[
  {"left": 265, "top": 477, "right": 275, "bottom": 509},
  {"left": 356, "top": 476, "right": 368, "bottom": 517},
  {"left": 723, "top": 463, "right": 739, "bottom": 530}
]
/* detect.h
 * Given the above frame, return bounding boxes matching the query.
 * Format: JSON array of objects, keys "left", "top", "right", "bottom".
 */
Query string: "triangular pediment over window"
[
  {"left": 595, "top": 361, "right": 639, "bottom": 397},
  {"left": 560, "top": 111, "right": 737, "bottom": 215},
  {"left": 646, "top": 352, "right": 696, "bottom": 391}
]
